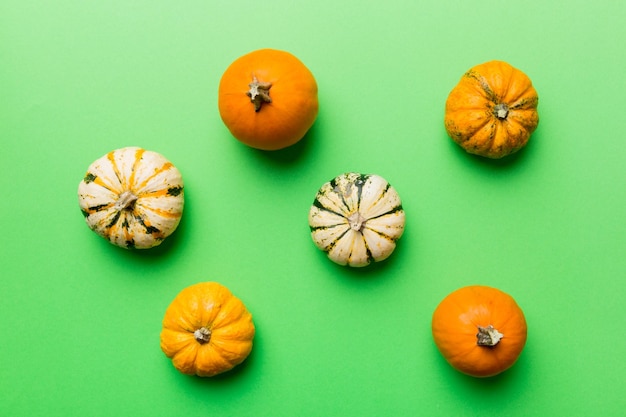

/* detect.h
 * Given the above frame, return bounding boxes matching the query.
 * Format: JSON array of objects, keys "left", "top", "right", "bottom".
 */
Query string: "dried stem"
[
  {"left": 477, "top": 325, "right": 504, "bottom": 346},
  {"left": 247, "top": 76, "right": 272, "bottom": 112}
]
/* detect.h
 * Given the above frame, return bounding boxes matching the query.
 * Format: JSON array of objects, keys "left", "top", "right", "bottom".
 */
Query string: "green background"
[{"left": 1, "top": 0, "right": 625, "bottom": 416}]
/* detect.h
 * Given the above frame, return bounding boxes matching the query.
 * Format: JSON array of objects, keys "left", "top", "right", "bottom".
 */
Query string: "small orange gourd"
[
  {"left": 444, "top": 60, "right": 539, "bottom": 159},
  {"left": 431, "top": 285, "right": 527, "bottom": 378},
  {"left": 160, "top": 282, "right": 255, "bottom": 377},
  {"left": 218, "top": 48, "right": 319, "bottom": 150}
]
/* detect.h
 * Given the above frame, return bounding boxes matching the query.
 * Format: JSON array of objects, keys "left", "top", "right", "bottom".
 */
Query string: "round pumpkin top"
[
  {"left": 431, "top": 285, "right": 527, "bottom": 377},
  {"left": 77, "top": 147, "right": 184, "bottom": 249},
  {"left": 218, "top": 48, "right": 319, "bottom": 150},
  {"left": 308, "top": 172, "right": 405, "bottom": 267},
  {"left": 444, "top": 60, "right": 539, "bottom": 159},
  {"left": 160, "top": 281, "right": 255, "bottom": 377}
]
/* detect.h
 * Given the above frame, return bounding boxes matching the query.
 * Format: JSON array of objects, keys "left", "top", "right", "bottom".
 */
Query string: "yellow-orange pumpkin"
[
  {"left": 431, "top": 285, "right": 527, "bottom": 377},
  {"left": 444, "top": 60, "right": 539, "bottom": 159},
  {"left": 160, "top": 282, "right": 255, "bottom": 377},
  {"left": 218, "top": 48, "right": 318, "bottom": 150}
]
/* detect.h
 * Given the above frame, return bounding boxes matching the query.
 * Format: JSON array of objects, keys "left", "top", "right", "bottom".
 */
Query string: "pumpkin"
[
  {"left": 444, "top": 60, "right": 539, "bottom": 159},
  {"left": 77, "top": 147, "right": 184, "bottom": 249},
  {"left": 218, "top": 48, "right": 318, "bottom": 150},
  {"left": 431, "top": 285, "right": 527, "bottom": 377},
  {"left": 308, "top": 172, "right": 405, "bottom": 267},
  {"left": 160, "top": 282, "right": 255, "bottom": 377}
]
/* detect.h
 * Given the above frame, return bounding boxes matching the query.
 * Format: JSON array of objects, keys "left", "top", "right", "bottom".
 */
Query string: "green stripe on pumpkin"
[
  {"left": 83, "top": 173, "right": 97, "bottom": 183},
  {"left": 167, "top": 186, "right": 183, "bottom": 197}
]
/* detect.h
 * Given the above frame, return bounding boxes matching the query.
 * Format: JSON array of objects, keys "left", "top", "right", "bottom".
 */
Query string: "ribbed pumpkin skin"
[
  {"left": 431, "top": 285, "right": 527, "bottom": 378},
  {"left": 218, "top": 48, "right": 318, "bottom": 150},
  {"left": 160, "top": 282, "right": 255, "bottom": 377},
  {"left": 444, "top": 60, "right": 539, "bottom": 159},
  {"left": 308, "top": 173, "right": 405, "bottom": 267},
  {"left": 78, "top": 147, "right": 184, "bottom": 249}
]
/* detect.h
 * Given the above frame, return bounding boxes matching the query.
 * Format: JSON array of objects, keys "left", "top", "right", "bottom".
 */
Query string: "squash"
[
  {"left": 431, "top": 285, "right": 527, "bottom": 377},
  {"left": 218, "top": 48, "right": 319, "bottom": 150},
  {"left": 160, "top": 282, "right": 255, "bottom": 377},
  {"left": 77, "top": 147, "right": 184, "bottom": 249},
  {"left": 444, "top": 60, "right": 539, "bottom": 159},
  {"left": 308, "top": 172, "right": 405, "bottom": 267}
]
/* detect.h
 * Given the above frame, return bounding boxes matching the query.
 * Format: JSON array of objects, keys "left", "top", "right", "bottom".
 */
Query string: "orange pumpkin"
[
  {"left": 431, "top": 285, "right": 527, "bottom": 377},
  {"left": 160, "top": 282, "right": 255, "bottom": 377},
  {"left": 218, "top": 48, "right": 318, "bottom": 150},
  {"left": 444, "top": 60, "right": 539, "bottom": 159}
]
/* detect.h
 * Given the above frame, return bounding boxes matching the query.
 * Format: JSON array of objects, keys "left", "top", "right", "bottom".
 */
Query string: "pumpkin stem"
[
  {"left": 194, "top": 327, "right": 212, "bottom": 344},
  {"left": 115, "top": 191, "right": 138, "bottom": 211},
  {"left": 493, "top": 103, "right": 509, "bottom": 120},
  {"left": 348, "top": 212, "right": 366, "bottom": 232},
  {"left": 477, "top": 325, "right": 504, "bottom": 346},
  {"left": 247, "top": 76, "right": 272, "bottom": 112}
]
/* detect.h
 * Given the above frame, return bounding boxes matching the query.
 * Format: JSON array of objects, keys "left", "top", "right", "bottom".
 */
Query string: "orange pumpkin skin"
[
  {"left": 218, "top": 48, "right": 319, "bottom": 150},
  {"left": 444, "top": 60, "right": 539, "bottom": 159},
  {"left": 160, "top": 282, "right": 255, "bottom": 377},
  {"left": 431, "top": 285, "right": 527, "bottom": 377}
]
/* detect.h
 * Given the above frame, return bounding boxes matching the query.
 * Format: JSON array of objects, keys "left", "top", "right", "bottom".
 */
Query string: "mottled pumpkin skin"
[
  {"left": 444, "top": 60, "right": 539, "bottom": 159},
  {"left": 160, "top": 282, "right": 255, "bottom": 377},
  {"left": 78, "top": 147, "right": 184, "bottom": 249},
  {"left": 308, "top": 173, "right": 405, "bottom": 267},
  {"left": 218, "top": 48, "right": 318, "bottom": 150},
  {"left": 431, "top": 285, "right": 527, "bottom": 377}
]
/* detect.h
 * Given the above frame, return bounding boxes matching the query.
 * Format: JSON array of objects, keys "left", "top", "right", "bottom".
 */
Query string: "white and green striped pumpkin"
[
  {"left": 308, "top": 172, "right": 405, "bottom": 267},
  {"left": 78, "top": 147, "right": 184, "bottom": 249}
]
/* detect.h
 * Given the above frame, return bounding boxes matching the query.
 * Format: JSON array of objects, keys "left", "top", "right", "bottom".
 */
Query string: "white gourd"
[
  {"left": 78, "top": 147, "right": 184, "bottom": 249},
  {"left": 308, "top": 172, "right": 405, "bottom": 267}
]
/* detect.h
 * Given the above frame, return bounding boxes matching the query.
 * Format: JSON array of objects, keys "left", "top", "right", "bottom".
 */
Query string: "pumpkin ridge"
[
  {"left": 134, "top": 162, "right": 175, "bottom": 193},
  {"left": 137, "top": 204, "right": 182, "bottom": 219},
  {"left": 84, "top": 202, "right": 114, "bottom": 215},
  {"left": 127, "top": 148, "right": 146, "bottom": 191},
  {"left": 491, "top": 312, "right": 516, "bottom": 334},
  {"left": 310, "top": 222, "right": 348, "bottom": 232},
  {"left": 508, "top": 111, "right": 539, "bottom": 131},
  {"left": 512, "top": 94, "right": 538, "bottom": 108},
  {"left": 122, "top": 213, "right": 136, "bottom": 247},
  {"left": 329, "top": 177, "right": 355, "bottom": 215},
  {"left": 312, "top": 197, "right": 347, "bottom": 220},
  {"left": 211, "top": 304, "right": 246, "bottom": 329},
  {"left": 133, "top": 213, "right": 162, "bottom": 236},
  {"left": 447, "top": 116, "right": 492, "bottom": 143},
  {"left": 90, "top": 174, "right": 122, "bottom": 195},
  {"left": 354, "top": 173, "right": 369, "bottom": 211},
  {"left": 172, "top": 343, "right": 200, "bottom": 374},
  {"left": 464, "top": 70, "right": 498, "bottom": 102},
  {"left": 325, "top": 227, "right": 352, "bottom": 252},
  {"left": 361, "top": 181, "right": 402, "bottom": 221},
  {"left": 138, "top": 186, "right": 184, "bottom": 199},
  {"left": 359, "top": 180, "right": 389, "bottom": 214},
  {"left": 358, "top": 225, "right": 398, "bottom": 245},
  {"left": 195, "top": 345, "right": 236, "bottom": 376},
  {"left": 363, "top": 223, "right": 401, "bottom": 242},
  {"left": 489, "top": 296, "right": 524, "bottom": 332},
  {"left": 501, "top": 66, "right": 536, "bottom": 104},
  {"left": 349, "top": 236, "right": 373, "bottom": 266},
  {"left": 107, "top": 150, "right": 125, "bottom": 190},
  {"left": 362, "top": 200, "right": 403, "bottom": 222},
  {"left": 106, "top": 209, "right": 123, "bottom": 230},
  {"left": 211, "top": 318, "right": 255, "bottom": 341}
]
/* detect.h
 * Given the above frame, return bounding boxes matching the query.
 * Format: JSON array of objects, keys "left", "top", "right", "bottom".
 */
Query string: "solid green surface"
[{"left": 1, "top": 0, "right": 625, "bottom": 416}]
